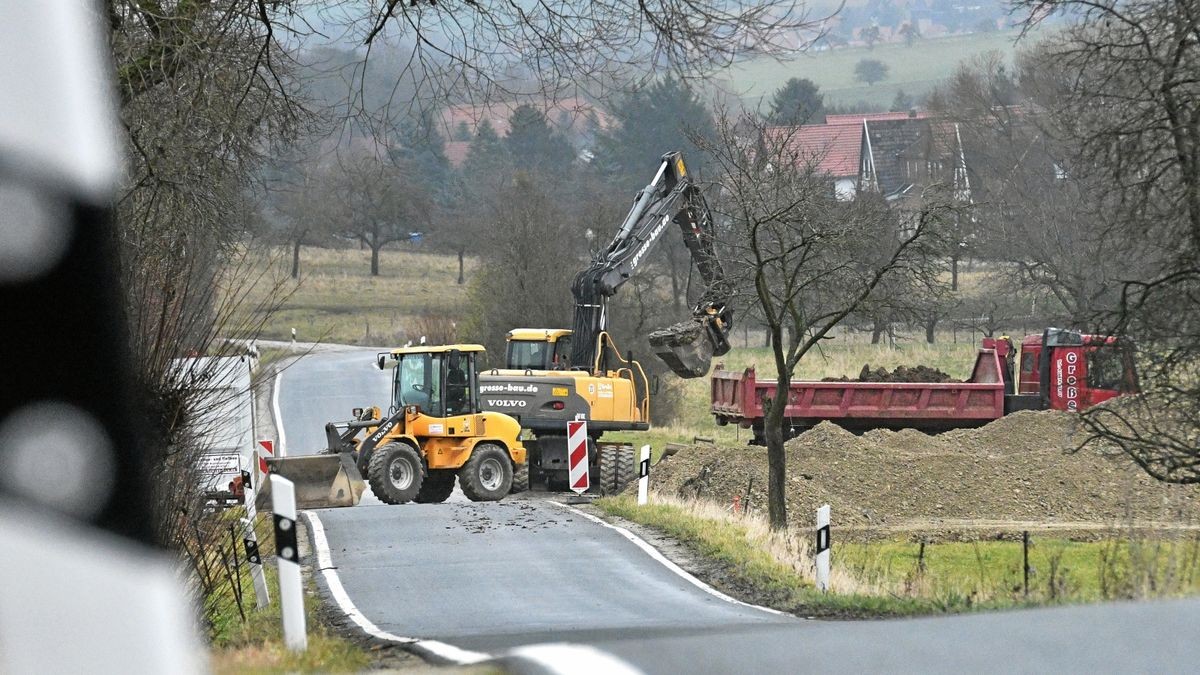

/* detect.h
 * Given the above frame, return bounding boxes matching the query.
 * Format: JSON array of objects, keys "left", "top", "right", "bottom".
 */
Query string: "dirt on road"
[{"left": 648, "top": 411, "right": 1200, "bottom": 540}]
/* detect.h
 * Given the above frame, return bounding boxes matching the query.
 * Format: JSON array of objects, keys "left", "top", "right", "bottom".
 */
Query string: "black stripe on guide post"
[
  {"left": 244, "top": 538, "right": 262, "bottom": 566},
  {"left": 274, "top": 514, "right": 299, "bottom": 564},
  {"left": 816, "top": 525, "right": 831, "bottom": 554},
  {"left": 639, "top": 458, "right": 650, "bottom": 478}
]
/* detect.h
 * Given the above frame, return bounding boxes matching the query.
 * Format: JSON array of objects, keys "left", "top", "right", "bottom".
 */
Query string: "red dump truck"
[{"left": 711, "top": 328, "right": 1137, "bottom": 444}]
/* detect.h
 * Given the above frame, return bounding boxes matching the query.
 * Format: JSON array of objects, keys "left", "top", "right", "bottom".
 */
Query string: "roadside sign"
[{"left": 567, "top": 421, "right": 589, "bottom": 493}]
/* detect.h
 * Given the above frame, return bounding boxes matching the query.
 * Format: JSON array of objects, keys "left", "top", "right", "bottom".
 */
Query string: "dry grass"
[
  {"left": 234, "top": 246, "right": 477, "bottom": 345},
  {"left": 600, "top": 492, "right": 1200, "bottom": 616}
]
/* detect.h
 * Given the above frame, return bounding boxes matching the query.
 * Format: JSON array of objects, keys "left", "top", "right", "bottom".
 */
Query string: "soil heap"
[
  {"left": 648, "top": 411, "right": 1200, "bottom": 539},
  {"left": 821, "top": 364, "right": 958, "bottom": 383}
]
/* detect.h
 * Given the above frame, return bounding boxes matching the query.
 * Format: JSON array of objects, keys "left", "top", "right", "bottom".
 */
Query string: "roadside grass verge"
[
  {"left": 596, "top": 493, "right": 944, "bottom": 617},
  {"left": 596, "top": 493, "right": 1200, "bottom": 619},
  {"left": 203, "top": 509, "right": 370, "bottom": 673}
]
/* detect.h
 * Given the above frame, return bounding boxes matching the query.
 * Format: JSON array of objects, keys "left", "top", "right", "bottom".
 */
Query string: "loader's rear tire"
[
  {"left": 368, "top": 442, "right": 424, "bottom": 504},
  {"left": 414, "top": 469, "right": 456, "bottom": 503},
  {"left": 510, "top": 462, "right": 529, "bottom": 493},
  {"left": 459, "top": 444, "right": 512, "bottom": 502}
]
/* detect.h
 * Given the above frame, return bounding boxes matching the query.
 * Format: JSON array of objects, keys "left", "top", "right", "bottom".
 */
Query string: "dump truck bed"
[{"left": 712, "top": 348, "right": 1007, "bottom": 437}]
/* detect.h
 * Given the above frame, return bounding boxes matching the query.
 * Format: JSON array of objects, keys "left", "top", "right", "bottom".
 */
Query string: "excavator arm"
[{"left": 569, "top": 152, "right": 734, "bottom": 378}]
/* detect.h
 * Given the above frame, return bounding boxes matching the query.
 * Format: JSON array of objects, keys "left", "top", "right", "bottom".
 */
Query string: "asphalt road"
[{"left": 278, "top": 349, "right": 1200, "bottom": 674}]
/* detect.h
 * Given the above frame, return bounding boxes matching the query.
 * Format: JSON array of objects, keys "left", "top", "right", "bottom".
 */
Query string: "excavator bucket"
[
  {"left": 649, "top": 319, "right": 719, "bottom": 378},
  {"left": 255, "top": 453, "right": 365, "bottom": 510}
]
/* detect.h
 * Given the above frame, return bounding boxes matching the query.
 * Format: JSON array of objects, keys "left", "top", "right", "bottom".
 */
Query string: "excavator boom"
[{"left": 570, "top": 152, "right": 733, "bottom": 378}]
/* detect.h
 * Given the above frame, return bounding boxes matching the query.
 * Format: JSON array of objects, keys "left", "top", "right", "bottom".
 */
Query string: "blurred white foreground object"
[{"left": 0, "top": 504, "right": 206, "bottom": 674}]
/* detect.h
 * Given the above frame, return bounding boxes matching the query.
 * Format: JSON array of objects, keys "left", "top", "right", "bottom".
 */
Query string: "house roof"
[
  {"left": 862, "top": 118, "right": 929, "bottom": 196},
  {"left": 768, "top": 122, "right": 863, "bottom": 178}
]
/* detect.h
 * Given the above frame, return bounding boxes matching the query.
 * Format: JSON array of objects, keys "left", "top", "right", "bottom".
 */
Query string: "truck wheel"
[
  {"left": 459, "top": 444, "right": 513, "bottom": 502},
  {"left": 510, "top": 462, "right": 530, "bottom": 493},
  {"left": 368, "top": 442, "right": 424, "bottom": 504},
  {"left": 590, "top": 446, "right": 618, "bottom": 495},
  {"left": 615, "top": 446, "right": 637, "bottom": 492},
  {"left": 414, "top": 469, "right": 456, "bottom": 503}
]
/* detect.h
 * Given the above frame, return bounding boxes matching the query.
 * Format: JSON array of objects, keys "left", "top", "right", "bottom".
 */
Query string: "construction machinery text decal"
[
  {"left": 1055, "top": 349, "right": 1081, "bottom": 412},
  {"left": 629, "top": 214, "right": 671, "bottom": 271}
]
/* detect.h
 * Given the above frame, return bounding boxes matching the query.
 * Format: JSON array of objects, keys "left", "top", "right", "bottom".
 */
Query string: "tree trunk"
[
  {"left": 370, "top": 244, "right": 381, "bottom": 276},
  {"left": 291, "top": 239, "right": 302, "bottom": 279},
  {"left": 924, "top": 316, "right": 937, "bottom": 343},
  {"left": 951, "top": 255, "right": 959, "bottom": 291},
  {"left": 457, "top": 248, "right": 465, "bottom": 285},
  {"left": 764, "top": 370, "right": 790, "bottom": 530},
  {"left": 871, "top": 321, "right": 885, "bottom": 344}
]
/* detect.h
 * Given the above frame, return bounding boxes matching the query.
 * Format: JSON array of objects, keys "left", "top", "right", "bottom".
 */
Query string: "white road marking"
[
  {"left": 505, "top": 643, "right": 643, "bottom": 674},
  {"left": 303, "top": 511, "right": 491, "bottom": 665},
  {"left": 272, "top": 370, "right": 286, "bottom": 457},
  {"left": 550, "top": 502, "right": 792, "bottom": 618}
]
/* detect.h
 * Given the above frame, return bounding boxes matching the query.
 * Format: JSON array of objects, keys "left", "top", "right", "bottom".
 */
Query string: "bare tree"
[
  {"left": 330, "top": 151, "right": 432, "bottom": 276},
  {"left": 700, "top": 115, "right": 954, "bottom": 528},
  {"left": 333, "top": 0, "right": 827, "bottom": 113},
  {"left": 1012, "top": 0, "right": 1200, "bottom": 481}
]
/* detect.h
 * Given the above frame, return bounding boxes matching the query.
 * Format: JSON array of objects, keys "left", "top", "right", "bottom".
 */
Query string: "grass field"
[
  {"left": 236, "top": 245, "right": 476, "bottom": 346},
  {"left": 714, "top": 29, "right": 1037, "bottom": 109}
]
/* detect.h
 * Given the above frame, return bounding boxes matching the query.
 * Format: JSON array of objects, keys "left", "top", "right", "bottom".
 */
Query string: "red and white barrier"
[{"left": 567, "top": 421, "right": 589, "bottom": 494}]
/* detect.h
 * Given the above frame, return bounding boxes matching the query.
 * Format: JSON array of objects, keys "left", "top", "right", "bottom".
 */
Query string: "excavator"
[
  {"left": 260, "top": 151, "right": 732, "bottom": 506},
  {"left": 478, "top": 151, "right": 734, "bottom": 492}
]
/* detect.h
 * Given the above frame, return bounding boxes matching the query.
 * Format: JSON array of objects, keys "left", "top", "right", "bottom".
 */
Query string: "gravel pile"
[{"left": 649, "top": 411, "right": 1200, "bottom": 538}]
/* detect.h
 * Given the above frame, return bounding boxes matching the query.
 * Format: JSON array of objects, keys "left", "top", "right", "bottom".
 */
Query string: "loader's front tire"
[
  {"left": 510, "top": 462, "right": 529, "bottom": 494},
  {"left": 368, "top": 442, "right": 424, "bottom": 504},
  {"left": 414, "top": 469, "right": 456, "bottom": 503},
  {"left": 459, "top": 444, "right": 512, "bottom": 502}
]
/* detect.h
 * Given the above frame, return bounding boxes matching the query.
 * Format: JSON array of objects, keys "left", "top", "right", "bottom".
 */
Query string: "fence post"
[
  {"left": 816, "top": 504, "right": 831, "bottom": 592},
  {"left": 271, "top": 475, "right": 306, "bottom": 651},
  {"left": 637, "top": 445, "right": 650, "bottom": 506}
]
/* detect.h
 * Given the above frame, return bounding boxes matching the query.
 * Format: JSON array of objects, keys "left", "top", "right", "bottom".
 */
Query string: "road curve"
[
  {"left": 275, "top": 350, "right": 791, "bottom": 655},
  {"left": 278, "top": 348, "right": 1200, "bottom": 674}
]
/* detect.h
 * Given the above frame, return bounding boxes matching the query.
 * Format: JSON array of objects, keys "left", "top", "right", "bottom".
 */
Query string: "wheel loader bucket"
[
  {"left": 255, "top": 453, "right": 365, "bottom": 510},
  {"left": 649, "top": 319, "right": 718, "bottom": 378}
]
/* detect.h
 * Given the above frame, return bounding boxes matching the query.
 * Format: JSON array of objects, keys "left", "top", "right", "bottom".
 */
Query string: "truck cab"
[{"left": 992, "top": 328, "right": 1137, "bottom": 413}]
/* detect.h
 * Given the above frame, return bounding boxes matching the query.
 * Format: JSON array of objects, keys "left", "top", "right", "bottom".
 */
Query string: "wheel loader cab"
[{"left": 389, "top": 347, "right": 476, "bottom": 417}]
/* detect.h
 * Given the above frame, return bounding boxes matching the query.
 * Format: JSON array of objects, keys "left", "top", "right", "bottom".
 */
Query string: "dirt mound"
[
  {"left": 649, "top": 412, "right": 1200, "bottom": 538},
  {"left": 820, "top": 364, "right": 958, "bottom": 383}
]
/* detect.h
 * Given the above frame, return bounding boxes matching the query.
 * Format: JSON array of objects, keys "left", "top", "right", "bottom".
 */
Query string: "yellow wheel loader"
[
  {"left": 477, "top": 151, "right": 733, "bottom": 493},
  {"left": 263, "top": 345, "right": 526, "bottom": 508}
]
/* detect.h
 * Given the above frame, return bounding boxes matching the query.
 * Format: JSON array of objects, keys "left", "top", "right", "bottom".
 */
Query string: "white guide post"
[
  {"left": 637, "top": 445, "right": 651, "bottom": 506},
  {"left": 271, "top": 475, "right": 306, "bottom": 651},
  {"left": 240, "top": 479, "right": 270, "bottom": 609},
  {"left": 815, "top": 504, "right": 831, "bottom": 593}
]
